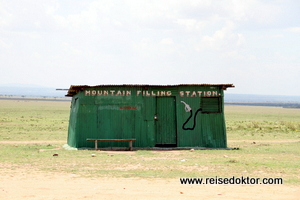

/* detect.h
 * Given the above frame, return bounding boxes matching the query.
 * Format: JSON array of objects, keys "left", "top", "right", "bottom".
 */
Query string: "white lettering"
[
  {"left": 97, "top": 91, "right": 102, "bottom": 96},
  {"left": 185, "top": 91, "right": 190, "bottom": 97},
  {"left": 116, "top": 91, "right": 122, "bottom": 96},
  {"left": 85, "top": 89, "right": 219, "bottom": 98},
  {"left": 126, "top": 91, "right": 131, "bottom": 96},
  {"left": 190, "top": 91, "right": 197, "bottom": 97},
  {"left": 85, "top": 90, "right": 91, "bottom": 96}
]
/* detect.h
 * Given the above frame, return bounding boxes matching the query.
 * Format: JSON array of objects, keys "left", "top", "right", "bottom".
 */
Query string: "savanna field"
[{"left": 0, "top": 98, "right": 299, "bottom": 199}]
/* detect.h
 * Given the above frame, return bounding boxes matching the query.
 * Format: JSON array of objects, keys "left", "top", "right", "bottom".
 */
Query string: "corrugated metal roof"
[{"left": 65, "top": 84, "right": 234, "bottom": 97}]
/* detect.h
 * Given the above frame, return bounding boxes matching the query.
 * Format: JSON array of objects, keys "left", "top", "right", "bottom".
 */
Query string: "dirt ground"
[
  {"left": 0, "top": 140, "right": 299, "bottom": 200},
  {"left": 1, "top": 170, "right": 299, "bottom": 200}
]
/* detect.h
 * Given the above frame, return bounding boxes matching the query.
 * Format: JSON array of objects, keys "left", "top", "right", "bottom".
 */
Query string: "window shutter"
[{"left": 201, "top": 97, "right": 221, "bottom": 113}]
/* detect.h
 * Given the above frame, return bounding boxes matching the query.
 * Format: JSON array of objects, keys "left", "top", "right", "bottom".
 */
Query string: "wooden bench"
[{"left": 86, "top": 139, "right": 136, "bottom": 151}]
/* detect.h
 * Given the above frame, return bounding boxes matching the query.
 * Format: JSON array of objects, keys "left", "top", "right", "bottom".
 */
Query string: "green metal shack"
[{"left": 66, "top": 84, "right": 234, "bottom": 149}]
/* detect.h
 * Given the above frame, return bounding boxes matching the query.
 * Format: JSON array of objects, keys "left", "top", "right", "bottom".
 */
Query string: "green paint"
[{"left": 67, "top": 84, "right": 234, "bottom": 148}]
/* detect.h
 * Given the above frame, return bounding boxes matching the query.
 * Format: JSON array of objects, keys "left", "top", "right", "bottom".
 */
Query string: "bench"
[{"left": 86, "top": 139, "right": 136, "bottom": 151}]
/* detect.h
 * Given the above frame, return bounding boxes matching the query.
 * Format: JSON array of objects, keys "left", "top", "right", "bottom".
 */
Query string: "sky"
[{"left": 0, "top": 0, "right": 299, "bottom": 95}]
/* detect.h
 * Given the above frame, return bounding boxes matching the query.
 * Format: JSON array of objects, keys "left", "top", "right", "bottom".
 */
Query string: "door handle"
[{"left": 154, "top": 114, "right": 158, "bottom": 120}]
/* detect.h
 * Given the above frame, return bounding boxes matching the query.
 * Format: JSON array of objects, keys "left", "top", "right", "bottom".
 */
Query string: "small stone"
[
  {"left": 190, "top": 149, "right": 194, "bottom": 152},
  {"left": 53, "top": 154, "right": 58, "bottom": 156},
  {"left": 91, "top": 154, "right": 96, "bottom": 157}
]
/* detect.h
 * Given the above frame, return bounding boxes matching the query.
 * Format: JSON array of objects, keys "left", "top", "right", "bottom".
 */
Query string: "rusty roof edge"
[
  {"left": 66, "top": 84, "right": 234, "bottom": 97},
  {"left": 69, "top": 84, "right": 234, "bottom": 87}
]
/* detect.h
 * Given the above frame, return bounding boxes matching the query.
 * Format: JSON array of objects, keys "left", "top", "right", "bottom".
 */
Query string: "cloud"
[
  {"left": 0, "top": 1, "right": 299, "bottom": 95},
  {"left": 197, "top": 21, "right": 246, "bottom": 52},
  {"left": 160, "top": 38, "right": 174, "bottom": 45},
  {"left": 286, "top": 27, "right": 300, "bottom": 33},
  {"left": 176, "top": 18, "right": 206, "bottom": 32},
  {"left": 222, "top": 50, "right": 256, "bottom": 60},
  {"left": 0, "top": 2, "right": 13, "bottom": 27},
  {"left": 0, "top": 39, "right": 12, "bottom": 49},
  {"left": 62, "top": 42, "right": 82, "bottom": 55},
  {"left": 224, "top": 0, "right": 282, "bottom": 23}
]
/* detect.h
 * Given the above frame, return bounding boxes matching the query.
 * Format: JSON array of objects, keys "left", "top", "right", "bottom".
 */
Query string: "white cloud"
[
  {"left": 0, "top": 2, "right": 13, "bottom": 27},
  {"left": 176, "top": 18, "right": 206, "bottom": 32},
  {"left": 0, "top": 1, "right": 299, "bottom": 95},
  {"left": 222, "top": 51, "right": 256, "bottom": 60},
  {"left": 286, "top": 27, "right": 300, "bottom": 33},
  {"left": 222, "top": 0, "right": 282, "bottom": 23},
  {"left": 160, "top": 38, "right": 174, "bottom": 45},
  {"left": 198, "top": 21, "right": 245, "bottom": 51},
  {"left": 270, "top": 34, "right": 284, "bottom": 38},
  {"left": 62, "top": 42, "right": 82, "bottom": 55},
  {"left": 0, "top": 39, "right": 12, "bottom": 49}
]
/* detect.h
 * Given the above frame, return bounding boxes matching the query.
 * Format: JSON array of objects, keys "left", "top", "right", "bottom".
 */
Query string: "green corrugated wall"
[{"left": 67, "top": 85, "right": 228, "bottom": 148}]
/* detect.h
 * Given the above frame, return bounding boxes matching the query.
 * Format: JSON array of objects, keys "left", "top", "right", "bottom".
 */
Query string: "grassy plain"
[
  {"left": 0, "top": 99, "right": 299, "bottom": 184},
  {"left": 225, "top": 105, "right": 300, "bottom": 140},
  {"left": 0, "top": 99, "right": 69, "bottom": 141}
]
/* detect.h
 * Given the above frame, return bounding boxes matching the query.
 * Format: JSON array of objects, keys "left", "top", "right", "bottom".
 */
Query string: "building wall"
[{"left": 67, "top": 85, "right": 227, "bottom": 148}]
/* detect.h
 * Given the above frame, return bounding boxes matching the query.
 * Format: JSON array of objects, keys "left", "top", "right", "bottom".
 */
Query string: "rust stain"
[{"left": 119, "top": 106, "right": 137, "bottom": 110}]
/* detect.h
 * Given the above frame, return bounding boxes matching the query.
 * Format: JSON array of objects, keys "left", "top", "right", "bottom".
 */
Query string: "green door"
[{"left": 155, "top": 97, "right": 177, "bottom": 145}]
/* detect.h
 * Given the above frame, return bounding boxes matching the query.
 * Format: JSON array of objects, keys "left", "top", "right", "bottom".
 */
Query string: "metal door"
[{"left": 155, "top": 96, "right": 177, "bottom": 145}]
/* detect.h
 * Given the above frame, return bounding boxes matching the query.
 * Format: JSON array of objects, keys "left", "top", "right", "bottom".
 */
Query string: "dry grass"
[{"left": 0, "top": 100, "right": 300, "bottom": 184}]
